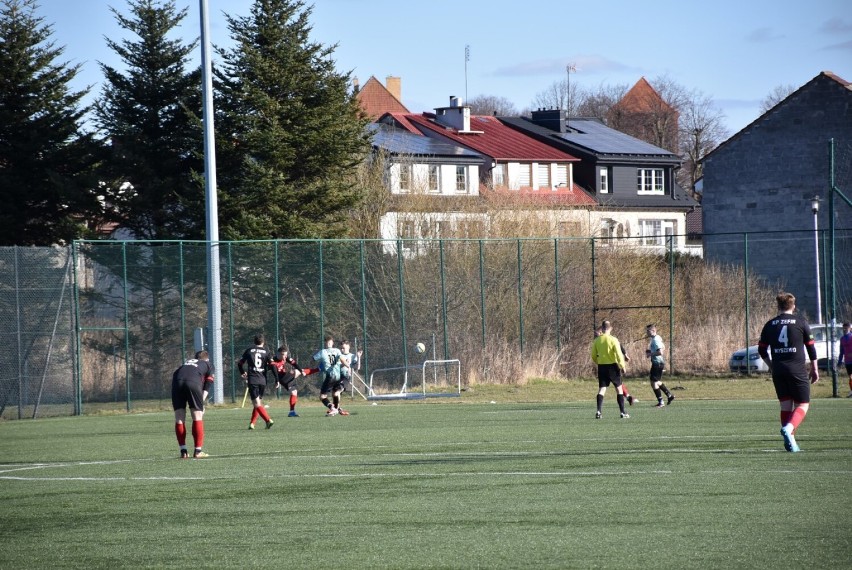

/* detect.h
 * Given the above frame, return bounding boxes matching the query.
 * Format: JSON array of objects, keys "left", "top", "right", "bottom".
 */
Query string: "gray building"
[{"left": 702, "top": 71, "right": 852, "bottom": 322}]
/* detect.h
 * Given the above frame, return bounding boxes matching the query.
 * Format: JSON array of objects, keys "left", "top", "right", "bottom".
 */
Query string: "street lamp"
[{"left": 811, "top": 195, "right": 822, "bottom": 324}]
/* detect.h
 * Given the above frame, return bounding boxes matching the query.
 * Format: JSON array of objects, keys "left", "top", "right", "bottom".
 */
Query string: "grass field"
[{"left": 1, "top": 381, "right": 850, "bottom": 569}]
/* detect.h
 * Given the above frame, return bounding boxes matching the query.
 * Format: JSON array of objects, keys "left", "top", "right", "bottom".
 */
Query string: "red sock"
[
  {"left": 290, "top": 394, "right": 297, "bottom": 410},
  {"left": 250, "top": 408, "right": 259, "bottom": 425},
  {"left": 257, "top": 406, "right": 271, "bottom": 422},
  {"left": 790, "top": 407, "right": 808, "bottom": 431},
  {"left": 780, "top": 410, "right": 793, "bottom": 425},
  {"left": 175, "top": 423, "right": 187, "bottom": 446},
  {"left": 192, "top": 420, "right": 204, "bottom": 449}
]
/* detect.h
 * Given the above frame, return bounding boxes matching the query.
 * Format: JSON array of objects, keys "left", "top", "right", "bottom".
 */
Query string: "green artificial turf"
[{"left": 1, "top": 395, "right": 850, "bottom": 569}]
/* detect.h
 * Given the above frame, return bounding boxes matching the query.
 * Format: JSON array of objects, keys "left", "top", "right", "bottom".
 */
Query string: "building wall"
[{"left": 702, "top": 73, "right": 852, "bottom": 320}]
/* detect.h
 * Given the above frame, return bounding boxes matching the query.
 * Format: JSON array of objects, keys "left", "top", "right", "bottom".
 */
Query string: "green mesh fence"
[{"left": 1, "top": 229, "right": 850, "bottom": 419}]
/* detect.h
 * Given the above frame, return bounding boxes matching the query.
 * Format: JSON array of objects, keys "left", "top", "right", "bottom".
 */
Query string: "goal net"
[{"left": 359, "top": 359, "right": 461, "bottom": 400}]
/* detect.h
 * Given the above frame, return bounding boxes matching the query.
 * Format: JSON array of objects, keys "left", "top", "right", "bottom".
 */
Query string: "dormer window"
[
  {"left": 637, "top": 168, "right": 664, "bottom": 195},
  {"left": 600, "top": 167, "right": 609, "bottom": 194}
]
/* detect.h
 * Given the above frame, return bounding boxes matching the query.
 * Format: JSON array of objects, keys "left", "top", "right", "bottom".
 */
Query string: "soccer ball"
[{"left": 415, "top": 342, "right": 426, "bottom": 354}]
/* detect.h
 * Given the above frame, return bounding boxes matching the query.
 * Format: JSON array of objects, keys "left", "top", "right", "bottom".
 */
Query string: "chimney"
[
  {"left": 352, "top": 76, "right": 360, "bottom": 93},
  {"left": 434, "top": 96, "right": 471, "bottom": 132},
  {"left": 385, "top": 75, "right": 401, "bottom": 101},
  {"left": 530, "top": 108, "right": 567, "bottom": 133}
]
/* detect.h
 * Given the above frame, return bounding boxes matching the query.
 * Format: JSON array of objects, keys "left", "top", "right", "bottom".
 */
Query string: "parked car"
[{"left": 729, "top": 324, "right": 843, "bottom": 373}]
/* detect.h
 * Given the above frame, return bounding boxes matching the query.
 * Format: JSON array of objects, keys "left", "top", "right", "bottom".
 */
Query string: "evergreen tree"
[
  {"left": 215, "top": 0, "right": 370, "bottom": 240},
  {"left": 94, "top": 0, "right": 203, "bottom": 240},
  {"left": 0, "top": 0, "right": 102, "bottom": 245}
]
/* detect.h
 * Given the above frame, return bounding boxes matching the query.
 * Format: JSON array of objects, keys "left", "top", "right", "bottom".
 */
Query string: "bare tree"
[
  {"left": 576, "top": 82, "right": 629, "bottom": 120},
  {"left": 530, "top": 77, "right": 583, "bottom": 115},
  {"left": 759, "top": 83, "right": 797, "bottom": 113},
  {"left": 467, "top": 94, "right": 518, "bottom": 116},
  {"left": 678, "top": 92, "right": 729, "bottom": 197}
]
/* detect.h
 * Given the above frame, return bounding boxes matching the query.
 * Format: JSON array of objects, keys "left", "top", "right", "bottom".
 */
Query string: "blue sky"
[{"left": 37, "top": 0, "right": 852, "bottom": 136}]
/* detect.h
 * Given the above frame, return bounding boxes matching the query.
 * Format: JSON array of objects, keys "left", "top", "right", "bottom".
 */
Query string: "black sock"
[
  {"left": 333, "top": 395, "right": 340, "bottom": 408},
  {"left": 321, "top": 397, "right": 331, "bottom": 409},
  {"left": 617, "top": 393, "right": 625, "bottom": 413},
  {"left": 653, "top": 388, "right": 662, "bottom": 401},
  {"left": 596, "top": 394, "right": 603, "bottom": 413},
  {"left": 661, "top": 384, "right": 673, "bottom": 398}
]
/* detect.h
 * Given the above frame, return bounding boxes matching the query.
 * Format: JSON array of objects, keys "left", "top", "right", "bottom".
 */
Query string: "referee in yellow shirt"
[{"left": 591, "top": 320, "right": 629, "bottom": 419}]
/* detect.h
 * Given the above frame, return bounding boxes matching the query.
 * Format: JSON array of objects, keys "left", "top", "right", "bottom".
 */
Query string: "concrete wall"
[{"left": 702, "top": 73, "right": 852, "bottom": 321}]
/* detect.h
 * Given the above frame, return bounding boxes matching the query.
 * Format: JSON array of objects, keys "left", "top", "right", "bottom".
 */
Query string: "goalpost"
[{"left": 357, "top": 359, "right": 462, "bottom": 400}]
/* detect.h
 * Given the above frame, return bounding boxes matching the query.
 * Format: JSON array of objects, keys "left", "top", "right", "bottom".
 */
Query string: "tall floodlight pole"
[
  {"left": 810, "top": 196, "right": 822, "bottom": 324},
  {"left": 200, "top": 0, "right": 223, "bottom": 404},
  {"left": 566, "top": 63, "right": 576, "bottom": 130},
  {"left": 464, "top": 45, "right": 470, "bottom": 104}
]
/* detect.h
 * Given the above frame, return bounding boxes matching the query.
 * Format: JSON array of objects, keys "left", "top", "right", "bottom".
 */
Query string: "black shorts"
[
  {"left": 172, "top": 379, "right": 204, "bottom": 412},
  {"left": 277, "top": 372, "right": 298, "bottom": 392},
  {"left": 845, "top": 363, "right": 852, "bottom": 375},
  {"left": 772, "top": 373, "right": 811, "bottom": 403},
  {"left": 320, "top": 373, "right": 345, "bottom": 394},
  {"left": 649, "top": 362, "right": 665, "bottom": 383},
  {"left": 597, "top": 363, "right": 623, "bottom": 388},
  {"left": 248, "top": 383, "right": 267, "bottom": 400}
]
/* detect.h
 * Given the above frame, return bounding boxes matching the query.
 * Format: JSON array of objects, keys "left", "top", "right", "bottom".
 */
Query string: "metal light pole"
[
  {"left": 566, "top": 63, "right": 576, "bottom": 130},
  {"left": 200, "top": 0, "right": 223, "bottom": 404},
  {"left": 811, "top": 196, "right": 822, "bottom": 325}
]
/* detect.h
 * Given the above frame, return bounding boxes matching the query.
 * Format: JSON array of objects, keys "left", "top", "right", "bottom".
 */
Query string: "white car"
[{"left": 729, "top": 324, "right": 843, "bottom": 373}]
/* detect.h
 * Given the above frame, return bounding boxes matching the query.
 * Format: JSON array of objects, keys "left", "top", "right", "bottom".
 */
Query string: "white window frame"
[
  {"left": 455, "top": 165, "right": 468, "bottom": 193},
  {"left": 399, "top": 164, "right": 412, "bottom": 193},
  {"left": 639, "top": 219, "right": 675, "bottom": 246},
  {"left": 536, "top": 163, "right": 550, "bottom": 189},
  {"left": 599, "top": 167, "right": 609, "bottom": 194},
  {"left": 555, "top": 164, "right": 568, "bottom": 188},
  {"left": 428, "top": 165, "right": 440, "bottom": 193},
  {"left": 637, "top": 168, "right": 664, "bottom": 195},
  {"left": 518, "top": 164, "right": 531, "bottom": 188}
]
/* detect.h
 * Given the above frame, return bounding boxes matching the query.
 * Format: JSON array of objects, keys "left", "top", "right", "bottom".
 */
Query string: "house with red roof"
[{"left": 355, "top": 75, "right": 409, "bottom": 119}]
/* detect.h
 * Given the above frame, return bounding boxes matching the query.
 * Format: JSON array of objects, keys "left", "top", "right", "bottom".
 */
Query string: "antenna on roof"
[
  {"left": 465, "top": 45, "right": 470, "bottom": 104},
  {"left": 566, "top": 63, "right": 577, "bottom": 131}
]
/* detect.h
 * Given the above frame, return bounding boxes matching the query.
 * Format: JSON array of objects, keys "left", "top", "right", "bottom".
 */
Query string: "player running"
[
  {"left": 238, "top": 334, "right": 275, "bottom": 430},
  {"left": 314, "top": 335, "right": 345, "bottom": 416}
]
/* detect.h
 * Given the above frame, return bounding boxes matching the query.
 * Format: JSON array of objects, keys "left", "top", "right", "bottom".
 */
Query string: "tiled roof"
[
  {"left": 486, "top": 183, "right": 597, "bottom": 206},
  {"left": 394, "top": 113, "right": 580, "bottom": 163},
  {"left": 357, "top": 76, "right": 408, "bottom": 119},
  {"left": 614, "top": 77, "right": 674, "bottom": 114}
]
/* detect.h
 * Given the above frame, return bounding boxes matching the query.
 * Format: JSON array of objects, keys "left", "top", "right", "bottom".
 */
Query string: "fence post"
[
  {"left": 439, "top": 239, "right": 449, "bottom": 359},
  {"left": 668, "top": 235, "right": 675, "bottom": 373},
  {"left": 397, "top": 239, "right": 408, "bottom": 366},
  {"left": 554, "top": 238, "right": 561, "bottom": 353},
  {"left": 517, "top": 239, "right": 524, "bottom": 356},
  {"left": 479, "top": 239, "right": 486, "bottom": 348},
  {"left": 359, "top": 241, "right": 368, "bottom": 380},
  {"left": 744, "top": 233, "right": 750, "bottom": 376},
  {"left": 319, "top": 241, "right": 325, "bottom": 341},
  {"left": 179, "top": 241, "right": 186, "bottom": 359},
  {"left": 71, "top": 242, "right": 82, "bottom": 415},
  {"left": 227, "top": 242, "right": 236, "bottom": 402},
  {"left": 122, "top": 242, "right": 131, "bottom": 411}
]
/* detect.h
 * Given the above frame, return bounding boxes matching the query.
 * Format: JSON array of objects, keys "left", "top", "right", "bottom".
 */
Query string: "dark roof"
[
  {"left": 703, "top": 71, "right": 852, "bottom": 162},
  {"left": 385, "top": 112, "right": 580, "bottom": 163},
  {"left": 368, "top": 123, "right": 482, "bottom": 161},
  {"left": 501, "top": 116, "right": 678, "bottom": 159}
]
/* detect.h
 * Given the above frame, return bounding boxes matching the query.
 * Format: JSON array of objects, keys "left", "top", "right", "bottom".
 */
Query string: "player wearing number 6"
[
  {"left": 757, "top": 292, "right": 819, "bottom": 453},
  {"left": 238, "top": 334, "right": 275, "bottom": 430}
]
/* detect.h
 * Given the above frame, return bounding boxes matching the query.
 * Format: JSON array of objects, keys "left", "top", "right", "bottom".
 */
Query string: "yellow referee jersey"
[{"left": 591, "top": 333, "right": 626, "bottom": 368}]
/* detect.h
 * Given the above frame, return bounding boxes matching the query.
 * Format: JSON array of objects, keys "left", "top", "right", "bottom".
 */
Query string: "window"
[
  {"left": 518, "top": 164, "right": 531, "bottom": 188},
  {"left": 492, "top": 164, "right": 506, "bottom": 188},
  {"left": 637, "top": 168, "right": 664, "bottom": 194},
  {"left": 599, "top": 167, "right": 609, "bottom": 194},
  {"left": 399, "top": 164, "right": 412, "bottom": 193},
  {"left": 428, "top": 165, "right": 440, "bottom": 193},
  {"left": 555, "top": 164, "right": 568, "bottom": 188},
  {"left": 455, "top": 166, "right": 467, "bottom": 193},
  {"left": 537, "top": 164, "right": 550, "bottom": 189},
  {"left": 639, "top": 219, "right": 675, "bottom": 246}
]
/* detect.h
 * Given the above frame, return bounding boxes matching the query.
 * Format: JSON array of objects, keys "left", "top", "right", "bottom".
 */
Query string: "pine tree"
[
  {"left": 0, "top": 0, "right": 102, "bottom": 246},
  {"left": 94, "top": 0, "right": 203, "bottom": 240},
  {"left": 215, "top": 0, "right": 370, "bottom": 240}
]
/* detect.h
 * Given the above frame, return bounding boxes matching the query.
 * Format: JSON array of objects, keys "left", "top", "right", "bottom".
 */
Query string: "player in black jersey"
[
  {"left": 172, "top": 351, "right": 214, "bottom": 459},
  {"left": 238, "top": 334, "right": 275, "bottom": 430},
  {"left": 757, "top": 292, "right": 819, "bottom": 452}
]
